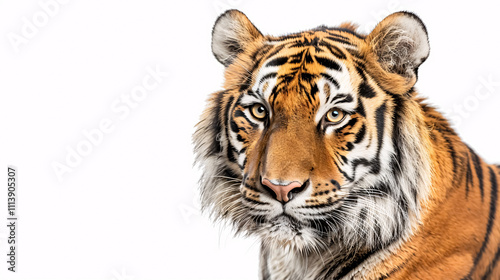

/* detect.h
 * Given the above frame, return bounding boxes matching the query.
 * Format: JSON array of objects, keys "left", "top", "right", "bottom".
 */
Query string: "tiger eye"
[
  {"left": 326, "top": 108, "right": 345, "bottom": 124},
  {"left": 250, "top": 104, "right": 267, "bottom": 120}
]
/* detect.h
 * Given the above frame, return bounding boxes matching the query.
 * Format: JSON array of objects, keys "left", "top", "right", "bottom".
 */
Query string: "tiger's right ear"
[
  {"left": 212, "top": 10, "right": 263, "bottom": 66},
  {"left": 362, "top": 12, "right": 430, "bottom": 94}
]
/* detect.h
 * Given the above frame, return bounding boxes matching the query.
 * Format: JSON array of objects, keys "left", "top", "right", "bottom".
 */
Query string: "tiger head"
[{"left": 194, "top": 10, "right": 434, "bottom": 253}]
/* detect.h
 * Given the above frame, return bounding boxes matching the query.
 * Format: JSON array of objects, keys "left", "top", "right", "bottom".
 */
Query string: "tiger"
[{"left": 193, "top": 9, "right": 500, "bottom": 280}]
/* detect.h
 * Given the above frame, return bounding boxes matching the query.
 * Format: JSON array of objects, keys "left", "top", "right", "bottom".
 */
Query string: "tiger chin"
[{"left": 193, "top": 10, "right": 500, "bottom": 280}]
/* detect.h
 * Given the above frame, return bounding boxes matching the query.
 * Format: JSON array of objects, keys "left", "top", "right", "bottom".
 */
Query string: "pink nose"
[{"left": 261, "top": 178, "right": 303, "bottom": 203}]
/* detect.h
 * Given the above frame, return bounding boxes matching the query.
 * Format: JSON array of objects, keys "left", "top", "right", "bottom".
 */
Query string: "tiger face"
[{"left": 194, "top": 10, "right": 433, "bottom": 253}]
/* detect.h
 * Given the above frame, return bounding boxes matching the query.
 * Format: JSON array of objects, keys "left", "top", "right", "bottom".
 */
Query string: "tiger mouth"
[{"left": 268, "top": 214, "right": 303, "bottom": 233}]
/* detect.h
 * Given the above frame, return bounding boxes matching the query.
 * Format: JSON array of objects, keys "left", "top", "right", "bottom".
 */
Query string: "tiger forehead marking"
[
  {"left": 252, "top": 32, "right": 358, "bottom": 111},
  {"left": 195, "top": 9, "right": 500, "bottom": 280}
]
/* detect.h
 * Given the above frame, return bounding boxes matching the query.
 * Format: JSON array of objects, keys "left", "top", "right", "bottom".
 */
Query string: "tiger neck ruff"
[{"left": 193, "top": 10, "right": 500, "bottom": 279}]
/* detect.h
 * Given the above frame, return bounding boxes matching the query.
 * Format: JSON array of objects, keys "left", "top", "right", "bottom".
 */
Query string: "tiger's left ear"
[
  {"left": 363, "top": 12, "right": 430, "bottom": 94},
  {"left": 212, "top": 10, "right": 264, "bottom": 67}
]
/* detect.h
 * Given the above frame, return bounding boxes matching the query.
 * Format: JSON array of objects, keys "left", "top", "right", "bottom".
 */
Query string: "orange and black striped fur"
[{"left": 193, "top": 10, "right": 500, "bottom": 279}]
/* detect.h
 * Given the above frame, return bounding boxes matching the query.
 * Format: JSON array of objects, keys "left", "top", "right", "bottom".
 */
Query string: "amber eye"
[
  {"left": 250, "top": 104, "right": 267, "bottom": 120},
  {"left": 325, "top": 108, "right": 346, "bottom": 124}
]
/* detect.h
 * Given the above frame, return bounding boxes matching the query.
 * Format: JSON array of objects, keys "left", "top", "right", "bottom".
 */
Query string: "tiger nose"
[{"left": 261, "top": 178, "right": 306, "bottom": 203}]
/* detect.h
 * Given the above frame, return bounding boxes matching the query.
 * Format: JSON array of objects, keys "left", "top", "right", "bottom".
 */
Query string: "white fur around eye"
[
  {"left": 315, "top": 76, "right": 357, "bottom": 125},
  {"left": 323, "top": 115, "right": 351, "bottom": 135}
]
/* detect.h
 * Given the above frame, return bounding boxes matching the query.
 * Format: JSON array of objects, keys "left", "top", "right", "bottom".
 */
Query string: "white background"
[{"left": 0, "top": 0, "right": 500, "bottom": 279}]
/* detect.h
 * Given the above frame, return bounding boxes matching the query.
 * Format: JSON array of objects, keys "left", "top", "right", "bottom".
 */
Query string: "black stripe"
[
  {"left": 351, "top": 158, "right": 375, "bottom": 178},
  {"left": 469, "top": 146, "right": 485, "bottom": 201},
  {"left": 340, "top": 155, "right": 348, "bottom": 164},
  {"left": 466, "top": 153, "right": 473, "bottom": 197},
  {"left": 288, "top": 50, "right": 304, "bottom": 64},
  {"left": 326, "top": 33, "right": 350, "bottom": 41},
  {"left": 304, "top": 50, "right": 314, "bottom": 63},
  {"left": 330, "top": 180, "right": 341, "bottom": 190},
  {"left": 226, "top": 142, "right": 237, "bottom": 163},
  {"left": 265, "top": 56, "right": 288, "bottom": 67},
  {"left": 359, "top": 207, "right": 368, "bottom": 222},
  {"left": 236, "top": 134, "right": 245, "bottom": 142},
  {"left": 244, "top": 183, "right": 261, "bottom": 193},
  {"left": 391, "top": 94, "right": 404, "bottom": 179},
  {"left": 356, "top": 99, "right": 366, "bottom": 117},
  {"left": 288, "top": 39, "right": 310, "bottom": 49},
  {"left": 330, "top": 249, "right": 377, "bottom": 279},
  {"left": 361, "top": 103, "right": 387, "bottom": 175},
  {"left": 259, "top": 72, "right": 277, "bottom": 85},
  {"left": 247, "top": 90, "right": 259, "bottom": 99},
  {"left": 327, "top": 28, "right": 365, "bottom": 39},
  {"left": 335, "top": 160, "right": 353, "bottom": 182},
  {"left": 251, "top": 215, "right": 267, "bottom": 225},
  {"left": 358, "top": 81, "right": 376, "bottom": 98},
  {"left": 465, "top": 167, "right": 498, "bottom": 279},
  {"left": 340, "top": 117, "right": 358, "bottom": 130},
  {"left": 315, "top": 56, "right": 341, "bottom": 71},
  {"left": 239, "top": 43, "right": 275, "bottom": 89},
  {"left": 345, "top": 142, "right": 354, "bottom": 151},
  {"left": 242, "top": 196, "right": 269, "bottom": 205},
  {"left": 345, "top": 48, "right": 361, "bottom": 59},
  {"left": 349, "top": 101, "right": 388, "bottom": 179},
  {"left": 320, "top": 73, "right": 340, "bottom": 89},
  {"left": 372, "top": 182, "right": 392, "bottom": 197},
  {"left": 263, "top": 44, "right": 286, "bottom": 62},
  {"left": 234, "top": 110, "right": 258, "bottom": 129},
  {"left": 307, "top": 84, "right": 319, "bottom": 105},
  {"left": 221, "top": 167, "right": 239, "bottom": 180},
  {"left": 299, "top": 199, "right": 341, "bottom": 209},
  {"left": 301, "top": 82, "right": 315, "bottom": 105},
  {"left": 224, "top": 95, "right": 236, "bottom": 163},
  {"left": 230, "top": 119, "right": 241, "bottom": 133},
  {"left": 268, "top": 33, "right": 304, "bottom": 41},
  {"left": 329, "top": 93, "right": 353, "bottom": 104},
  {"left": 354, "top": 124, "right": 366, "bottom": 144},
  {"left": 482, "top": 243, "right": 500, "bottom": 279},
  {"left": 441, "top": 132, "right": 458, "bottom": 184},
  {"left": 204, "top": 91, "right": 225, "bottom": 156},
  {"left": 241, "top": 157, "right": 247, "bottom": 169},
  {"left": 300, "top": 72, "right": 317, "bottom": 83},
  {"left": 375, "top": 103, "right": 387, "bottom": 151},
  {"left": 325, "top": 36, "right": 354, "bottom": 46},
  {"left": 327, "top": 44, "right": 347, "bottom": 60},
  {"left": 318, "top": 41, "right": 347, "bottom": 60},
  {"left": 355, "top": 64, "right": 367, "bottom": 81}
]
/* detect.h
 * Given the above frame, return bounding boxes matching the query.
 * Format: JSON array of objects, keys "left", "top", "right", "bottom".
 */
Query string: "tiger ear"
[
  {"left": 212, "top": 10, "right": 263, "bottom": 66},
  {"left": 363, "top": 12, "right": 429, "bottom": 94}
]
